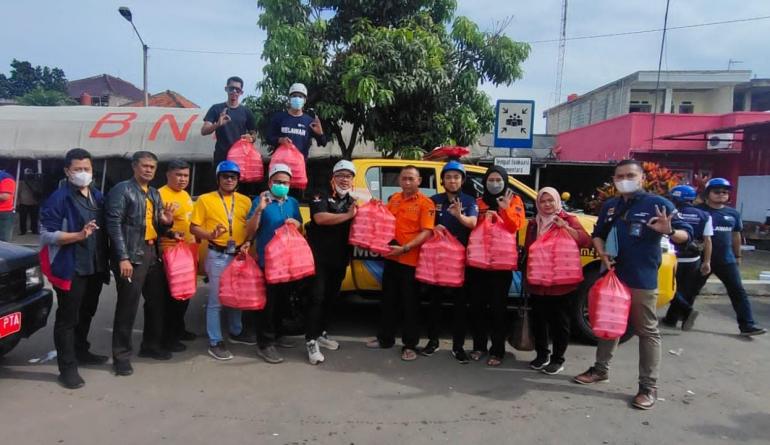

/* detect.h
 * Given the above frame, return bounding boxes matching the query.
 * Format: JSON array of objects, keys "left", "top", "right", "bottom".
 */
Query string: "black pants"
[
  {"left": 469, "top": 267, "right": 512, "bottom": 358},
  {"left": 306, "top": 261, "right": 346, "bottom": 341},
  {"left": 691, "top": 262, "right": 757, "bottom": 330},
  {"left": 257, "top": 281, "right": 295, "bottom": 348},
  {"left": 425, "top": 281, "right": 468, "bottom": 351},
  {"left": 378, "top": 260, "right": 420, "bottom": 350},
  {"left": 162, "top": 273, "right": 190, "bottom": 345},
  {"left": 17, "top": 204, "right": 39, "bottom": 234},
  {"left": 664, "top": 259, "right": 702, "bottom": 323},
  {"left": 53, "top": 274, "right": 104, "bottom": 373},
  {"left": 112, "top": 244, "right": 167, "bottom": 362},
  {"left": 531, "top": 293, "right": 573, "bottom": 363}
]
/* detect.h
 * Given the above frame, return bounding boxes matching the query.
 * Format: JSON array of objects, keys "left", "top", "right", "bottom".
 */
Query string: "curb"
[{"left": 700, "top": 279, "right": 770, "bottom": 297}]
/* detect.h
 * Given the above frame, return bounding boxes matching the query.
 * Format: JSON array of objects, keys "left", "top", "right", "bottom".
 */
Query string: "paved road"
[{"left": 1, "top": 285, "right": 768, "bottom": 445}]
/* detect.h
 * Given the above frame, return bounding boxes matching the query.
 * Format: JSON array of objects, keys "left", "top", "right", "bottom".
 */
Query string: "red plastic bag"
[
  {"left": 588, "top": 270, "right": 631, "bottom": 340},
  {"left": 270, "top": 142, "right": 307, "bottom": 189},
  {"left": 227, "top": 139, "right": 264, "bottom": 183},
  {"left": 219, "top": 253, "right": 267, "bottom": 310},
  {"left": 415, "top": 231, "right": 466, "bottom": 287},
  {"left": 163, "top": 242, "right": 198, "bottom": 300},
  {"left": 527, "top": 227, "right": 583, "bottom": 287},
  {"left": 264, "top": 223, "right": 316, "bottom": 284},
  {"left": 348, "top": 200, "right": 396, "bottom": 255},
  {"left": 466, "top": 217, "right": 518, "bottom": 271}
]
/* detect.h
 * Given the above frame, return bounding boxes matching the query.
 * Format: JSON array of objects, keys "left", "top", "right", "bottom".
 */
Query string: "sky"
[{"left": 1, "top": 0, "right": 769, "bottom": 133}]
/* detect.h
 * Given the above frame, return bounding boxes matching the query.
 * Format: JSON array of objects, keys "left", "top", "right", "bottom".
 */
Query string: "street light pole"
[{"left": 118, "top": 7, "right": 149, "bottom": 107}]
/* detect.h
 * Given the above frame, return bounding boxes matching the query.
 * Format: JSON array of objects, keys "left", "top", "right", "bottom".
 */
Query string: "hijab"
[
  {"left": 481, "top": 165, "right": 510, "bottom": 210},
  {"left": 535, "top": 187, "right": 563, "bottom": 237}
]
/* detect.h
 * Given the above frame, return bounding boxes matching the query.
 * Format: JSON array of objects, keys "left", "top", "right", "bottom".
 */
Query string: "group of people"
[{"left": 35, "top": 76, "right": 764, "bottom": 413}]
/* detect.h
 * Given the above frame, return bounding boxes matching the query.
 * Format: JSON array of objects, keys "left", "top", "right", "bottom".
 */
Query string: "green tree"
[
  {"left": 249, "top": 0, "right": 529, "bottom": 159},
  {"left": 16, "top": 87, "right": 76, "bottom": 106},
  {"left": 0, "top": 59, "right": 69, "bottom": 99}
]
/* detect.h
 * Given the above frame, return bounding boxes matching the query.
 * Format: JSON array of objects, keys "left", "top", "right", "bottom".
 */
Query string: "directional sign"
[
  {"left": 493, "top": 100, "right": 535, "bottom": 149},
  {"left": 494, "top": 157, "right": 531, "bottom": 175}
]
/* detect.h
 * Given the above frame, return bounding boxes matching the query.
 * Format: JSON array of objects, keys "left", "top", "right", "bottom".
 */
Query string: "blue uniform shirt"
[
  {"left": 267, "top": 111, "right": 327, "bottom": 158},
  {"left": 674, "top": 204, "right": 713, "bottom": 260},
  {"left": 697, "top": 204, "right": 742, "bottom": 265},
  {"left": 431, "top": 192, "right": 478, "bottom": 246},
  {"left": 592, "top": 192, "right": 692, "bottom": 290},
  {"left": 248, "top": 196, "right": 302, "bottom": 268}
]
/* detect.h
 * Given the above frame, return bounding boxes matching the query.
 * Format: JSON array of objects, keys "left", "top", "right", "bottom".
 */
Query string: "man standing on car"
[
  {"left": 266, "top": 83, "right": 327, "bottom": 159},
  {"left": 420, "top": 161, "right": 478, "bottom": 363},
  {"left": 366, "top": 165, "right": 435, "bottom": 361},
  {"left": 574, "top": 159, "right": 692, "bottom": 410},
  {"left": 693, "top": 178, "right": 766, "bottom": 336},
  {"left": 106, "top": 151, "right": 175, "bottom": 376},
  {"left": 304, "top": 160, "right": 357, "bottom": 365},
  {"left": 40, "top": 148, "right": 110, "bottom": 389},
  {"left": 201, "top": 76, "right": 257, "bottom": 165}
]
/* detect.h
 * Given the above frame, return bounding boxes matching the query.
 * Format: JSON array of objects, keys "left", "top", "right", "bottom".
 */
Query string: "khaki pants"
[{"left": 594, "top": 288, "right": 661, "bottom": 388}]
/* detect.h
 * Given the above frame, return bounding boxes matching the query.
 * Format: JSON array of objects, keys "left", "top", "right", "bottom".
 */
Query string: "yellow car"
[{"left": 299, "top": 159, "right": 677, "bottom": 343}]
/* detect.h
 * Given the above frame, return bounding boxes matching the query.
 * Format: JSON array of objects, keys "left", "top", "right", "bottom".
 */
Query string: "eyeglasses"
[
  {"left": 220, "top": 174, "right": 239, "bottom": 181},
  {"left": 225, "top": 86, "right": 243, "bottom": 94}
]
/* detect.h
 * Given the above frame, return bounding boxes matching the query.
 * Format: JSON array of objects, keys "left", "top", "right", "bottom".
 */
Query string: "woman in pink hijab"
[{"left": 523, "top": 187, "right": 591, "bottom": 375}]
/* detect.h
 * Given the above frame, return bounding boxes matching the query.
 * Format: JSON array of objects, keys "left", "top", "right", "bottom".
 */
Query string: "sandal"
[
  {"left": 469, "top": 350, "right": 485, "bottom": 361},
  {"left": 401, "top": 348, "right": 418, "bottom": 361},
  {"left": 486, "top": 355, "right": 502, "bottom": 367}
]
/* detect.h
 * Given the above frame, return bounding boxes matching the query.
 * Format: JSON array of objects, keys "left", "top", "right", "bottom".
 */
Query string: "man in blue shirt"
[
  {"left": 267, "top": 83, "right": 327, "bottom": 159},
  {"left": 246, "top": 163, "right": 303, "bottom": 364},
  {"left": 661, "top": 185, "right": 713, "bottom": 331},
  {"left": 574, "top": 159, "right": 692, "bottom": 410},
  {"left": 420, "top": 161, "right": 478, "bottom": 363},
  {"left": 694, "top": 178, "right": 765, "bottom": 336}
]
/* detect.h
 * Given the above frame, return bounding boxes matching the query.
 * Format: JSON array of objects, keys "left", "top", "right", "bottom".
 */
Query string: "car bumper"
[{"left": 0, "top": 288, "right": 54, "bottom": 346}]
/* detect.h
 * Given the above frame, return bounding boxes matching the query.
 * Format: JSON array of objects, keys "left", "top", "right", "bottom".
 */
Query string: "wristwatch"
[
  {"left": 402, "top": 244, "right": 411, "bottom": 253},
  {"left": 667, "top": 228, "right": 676, "bottom": 236}
]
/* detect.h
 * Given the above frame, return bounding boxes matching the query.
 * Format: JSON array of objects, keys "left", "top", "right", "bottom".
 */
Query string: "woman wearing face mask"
[
  {"left": 524, "top": 187, "right": 591, "bottom": 375},
  {"left": 266, "top": 83, "right": 327, "bottom": 159},
  {"left": 39, "top": 148, "right": 111, "bottom": 389},
  {"left": 468, "top": 165, "right": 526, "bottom": 366}
]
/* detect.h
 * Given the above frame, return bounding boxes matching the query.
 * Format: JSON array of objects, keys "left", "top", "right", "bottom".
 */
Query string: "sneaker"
[
  {"left": 401, "top": 347, "right": 418, "bottom": 361},
  {"left": 113, "top": 360, "right": 133, "bottom": 376},
  {"left": 138, "top": 348, "right": 172, "bottom": 360},
  {"left": 659, "top": 317, "right": 678, "bottom": 329},
  {"left": 229, "top": 331, "right": 258, "bottom": 345},
  {"left": 573, "top": 366, "right": 609, "bottom": 385},
  {"left": 75, "top": 350, "right": 109, "bottom": 365},
  {"left": 163, "top": 341, "right": 187, "bottom": 353},
  {"left": 469, "top": 350, "right": 486, "bottom": 361},
  {"left": 275, "top": 337, "right": 297, "bottom": 349},
  {"left": 306, "top": 340, "right": 325, "bottom": 365},
  {"left": 317, "top": 332, "right": 340, "bottom": 350},
  {"left": 58, "top": 369, "right": 85, "bottom": 389},
  {"left": 451, "top": 349, "right": 470, "bottom": 364},
  {"left": 208, "top": 342, "right": 233, "bottom": 361},
  {"left": 256, "top": 345, "right": 284, "bottom": 364},
  {"left": 740, "top": 326, "right": 767, "bottom": 337},
  {"left": 681, "top": 310, "right": 699, "bottom": 332},
  {"left": 542, "top": 361, "right": 565, "bottom": 375},
  {"left": 420, "top": 340, "right": 440, "bottom": 357},
  {"left": 529, "top": 354, "right": 550, "bottom": 370},
  {"left": 632, "top": 386, "right": 657, "bottom": 410}
]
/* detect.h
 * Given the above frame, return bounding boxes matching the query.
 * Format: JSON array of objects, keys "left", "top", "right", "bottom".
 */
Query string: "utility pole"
[{"left": 554, "top": 0, "right": 568, "bottom": 105}]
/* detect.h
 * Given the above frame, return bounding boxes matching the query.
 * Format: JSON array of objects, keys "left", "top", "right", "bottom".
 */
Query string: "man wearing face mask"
[
  {"left": 574, "top": 159, "right": 692, "bottom": 410},
  {"left": 201, "top": 76, "right": 258, "bottom": 165},
  {"left": 40, "top": 148, "right": 110, "bottom": 389},
  {"left": 302, "top": 160, "right": 357, "bottom": 365},
  {"left": 267, "top": 83, "right": 327, "bottom": 159},
  {"left": 246, "top": 163, "right": 303, "bottom": 364}
]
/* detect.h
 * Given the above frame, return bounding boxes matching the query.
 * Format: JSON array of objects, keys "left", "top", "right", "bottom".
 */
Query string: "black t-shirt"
[
  {"left": 267, "top": 111, "right": 327, "bottom": 158},
  {"left": 204, "top": 103, "right": 257, "bottom": 164},
  {"left": 306, "top": 190, "right": 354, "bottom": 267},
  {"left": 70, "top": 186, "right": 107, "bottom": 275}
]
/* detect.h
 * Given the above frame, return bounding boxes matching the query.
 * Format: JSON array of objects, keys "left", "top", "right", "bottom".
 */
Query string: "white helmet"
[
  {"left": 332, "top": 160, "right": 356, "bottom": 176},
  {"left": 269, "top": 163, "right": 292, "bottom": 178},
  {"left": 288, "top": 83, "right": 308, "bottom": 97}
]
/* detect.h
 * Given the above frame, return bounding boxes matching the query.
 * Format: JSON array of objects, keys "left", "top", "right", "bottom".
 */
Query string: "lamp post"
[{"left": 118, "top": 6, "right": 148, "bottom": 107}]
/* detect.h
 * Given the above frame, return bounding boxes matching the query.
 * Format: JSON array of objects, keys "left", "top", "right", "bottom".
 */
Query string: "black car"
[{"left": 0, "top": 241, "right": 53, "bottom": 357}]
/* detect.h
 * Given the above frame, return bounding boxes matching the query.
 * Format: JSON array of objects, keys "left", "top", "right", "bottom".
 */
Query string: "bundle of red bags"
[
  {"left": 526, "top": 227, "right": 583, "bottom": 287},
  {"left": 227, "top": 139, "right": 264, "bottom": 182},
  {"left": 269, "top": 142, "right": 307, "bottom": 189},
  {"left": 348, "top": 200, "right": 396, "bottom": 255},
  {"left": 588, "top": 270, "right": 632, "bottom": 340},
  {"left": 466, "top": 217, "right": 518, "bottom": 270},
  {"left": 219, "top": 253, "right": 266, "bottom": 310},
  {"left": 162, "top": 242, "right": 198, "bottom": 300},
  {"left": 264, "top": 223, "right": 315, "bottom": 284},
  {"left": 415, "top": 231, "right": 466, "bottom": 287}
]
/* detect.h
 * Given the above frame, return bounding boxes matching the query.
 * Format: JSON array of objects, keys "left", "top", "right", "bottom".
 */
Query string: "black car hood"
[{"left": 0, "top": 241, "right": 38, "bottom": 274}]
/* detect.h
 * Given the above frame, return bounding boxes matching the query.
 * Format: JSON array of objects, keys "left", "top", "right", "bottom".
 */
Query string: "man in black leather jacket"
[{"left": 106, "top": 151, "right": 174, "bottom": 376}]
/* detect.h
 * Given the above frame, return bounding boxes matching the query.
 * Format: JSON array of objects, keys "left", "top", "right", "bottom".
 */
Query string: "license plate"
[{"left": 0, "top": 312, "right": 22, "bottom": 338}]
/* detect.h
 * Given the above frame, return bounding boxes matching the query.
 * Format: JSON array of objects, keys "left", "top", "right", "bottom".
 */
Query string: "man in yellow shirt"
[
  {"left": 158, "top": 159, "right": 197, "bottom": 352},
  {"left": 190, "top": 160, "right": 253, "bottom": 360}
]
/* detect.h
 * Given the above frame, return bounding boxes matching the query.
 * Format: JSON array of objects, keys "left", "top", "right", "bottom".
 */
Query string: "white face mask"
[
  {"left": 615, "top": 179, "right": 641, "bottom": 194},
  {"left": 335, "top": 185, "right": 350, "bottom": 197},
  {"left": 69, "top": 171, "right": 93, "bottom": 188}
]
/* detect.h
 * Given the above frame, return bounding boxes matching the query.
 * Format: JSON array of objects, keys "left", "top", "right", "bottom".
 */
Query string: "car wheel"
[{"left": 572, "top": 265, "right": 634, "bottom": 345}]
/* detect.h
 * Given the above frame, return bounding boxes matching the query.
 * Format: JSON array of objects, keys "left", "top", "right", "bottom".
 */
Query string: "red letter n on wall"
[
  {"left": 149, "top": 114, "right": 199, "bottom": 141},
  {"left": 89, "top": 113, "right": 138, "bottom": 138}
]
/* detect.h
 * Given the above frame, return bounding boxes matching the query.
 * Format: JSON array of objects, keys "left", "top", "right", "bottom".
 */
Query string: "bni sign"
[{"left": 494, "top": 157, "right": 531, "bottom": 175}]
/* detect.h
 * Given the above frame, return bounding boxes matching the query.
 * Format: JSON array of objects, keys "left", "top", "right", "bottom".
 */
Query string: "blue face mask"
[
  {"left": 271, "top": 183, "right": 290, "bottom": 198},
  {"left": 289, "top": 97, "right": 305, "bottom": 110}
]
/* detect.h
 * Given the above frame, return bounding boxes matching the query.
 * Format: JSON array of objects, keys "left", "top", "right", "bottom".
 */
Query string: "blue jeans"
[
  {"left": 694, "top": 262, "right": 757, "bottom": 331},
  {"left": 204, "top": 250, "right": 242, "bottom": 346}
]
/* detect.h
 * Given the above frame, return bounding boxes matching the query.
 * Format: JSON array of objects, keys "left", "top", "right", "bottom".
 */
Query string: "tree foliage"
[
  {"left": 0, "top": 59, "right": 69, "bottom": 99},
  {"left": 16, "top": 87, "right": 76, "bottom": 106},
  {"left": 249, "top": 0, "right": 530, "bottom": 159}
]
